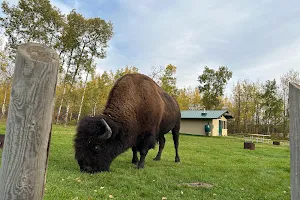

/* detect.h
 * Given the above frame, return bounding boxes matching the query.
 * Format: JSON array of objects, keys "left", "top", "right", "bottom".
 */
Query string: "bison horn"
[{"left": 99, "top": 118, "right": 112, "bottom": 139}]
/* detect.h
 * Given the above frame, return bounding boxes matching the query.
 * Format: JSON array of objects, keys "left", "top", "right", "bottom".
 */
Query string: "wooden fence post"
[
  {"left": 0, "top": 43, "right": 59, "bottom": 200},
  {"left": 289, "top": 82, "right": 300, "bottom": 200}
]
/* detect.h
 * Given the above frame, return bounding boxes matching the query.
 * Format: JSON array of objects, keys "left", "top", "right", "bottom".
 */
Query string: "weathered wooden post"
[
  {"left": 289, "top": 82, "right": 300, "bottom": 200},
  {"left": 0, "top": 43, "right": 59, "bottom": 200}
]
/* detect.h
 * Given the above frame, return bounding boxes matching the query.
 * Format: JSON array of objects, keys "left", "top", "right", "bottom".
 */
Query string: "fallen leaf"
[
  {"left": 162, "top": 197, "right": 167, "bottom": 200},
  {"left": 72, "top": 197, "right": 78, "bottom": 200},
  {"left": 75, "top": 178, "right": 81, "bottom": 183},
  {"left": 94, "top": 190, "right": 97, "bottom": 192},
  {"left": 180, "top": 191, "right": 183, "bottom": 195},
  {"left": 213, "top": 193, "right": 217, "bottom": 196},
  {"left": 109, "top": 194, "right": 114, "bottom": 198},
  {"left": 100, "top": 187, "right": 104, "bottom": 189}
]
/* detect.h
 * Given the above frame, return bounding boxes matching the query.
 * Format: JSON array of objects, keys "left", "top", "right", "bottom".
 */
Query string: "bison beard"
[{"left": 74, "top": 73, "right": 181, "bottom": 173}]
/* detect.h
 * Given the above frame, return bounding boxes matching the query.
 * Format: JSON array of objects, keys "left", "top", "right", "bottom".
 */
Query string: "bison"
[{"left": 74, "top": 73, "right": 180, "bottom": 173}]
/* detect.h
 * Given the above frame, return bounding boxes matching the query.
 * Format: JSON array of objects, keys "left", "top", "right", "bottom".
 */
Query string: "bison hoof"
[
  {"left": 132, "top": 159, "right": 139, "bottom": 165},
  {"left": 137, "top": 162, "right": 144, "bottom": 169},
  {"left": 175, "top": 157, "right": 180, "bottom": 162},
  {"left": 153, "top": 157, "right": 161, "bottom": 161},
  {"left": 132, "top": 161, "right": 139, "bottom": 165}
]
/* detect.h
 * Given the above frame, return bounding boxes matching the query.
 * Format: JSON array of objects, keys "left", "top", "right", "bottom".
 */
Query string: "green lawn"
[{"left": 0, "top": 125, "right": 290, "bottom": 200}]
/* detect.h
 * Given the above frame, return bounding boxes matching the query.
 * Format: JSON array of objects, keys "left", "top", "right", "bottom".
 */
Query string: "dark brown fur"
[
  {"left": 74, "top": 73, "right": 180, "bottom": 173},
  {"left": 0, "top": 134, "right": 4, "bottom": 148}
]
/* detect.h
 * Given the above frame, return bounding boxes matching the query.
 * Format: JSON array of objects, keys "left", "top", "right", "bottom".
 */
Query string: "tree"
[
  {"left": 0, "top": 43, "right": 13, "bottom": 118},
  {"left": 114, "top": 66, "right": 139, "bottom": 81},
  {"left": 148, "top": 66, "right": 164, "bottom": 85},
  {"left": 160, "top": 64, "right": 178, "bottom": 97},
  {"left": 252, "top": 82, "right": 263, "bottom": 134},
  {"left": 56, "top": 10, "right": 113, "bottom": 125},
  {"left": 0, "top": 0, "right": 64, "bottom": 59},
  {"left": 232, "top": 81, "right": 242, "bottom": 133},
  {"left": 176, "top": 88, "right": 191, "bottom": 110},
  {"left": 77, "top": 61, "right": 96, "bottom": 122},
  {"left": 190, "top": 88, "right": 201, "bottom": 108},
  {"left": 280, "top": 69, "right": 300, "bottom": 136},
  {"left": 56, "top": 10, "right": 85, "bottom": 124},
  {"left": 85, "top": 71, "right": 114, "bottom": 116},
  {"left": 198, "top": 66, "right": 232, "bottom": 109},
  {"left": 0, "top": 1, "right": 114, "bottom": 125},
  {"left": 261, "top": 79, "right": 283, "bottom": 134},
  {"left": 235, "top": 80, "right": 258, "bottom": 133}
]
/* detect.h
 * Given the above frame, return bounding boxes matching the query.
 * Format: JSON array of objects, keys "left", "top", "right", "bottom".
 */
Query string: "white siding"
[
  {"left": 180, "top": 119, "right": 212, "bottom": 136},
  {"left": 181, "top": 115, "right": 228, "bottom": 136}
]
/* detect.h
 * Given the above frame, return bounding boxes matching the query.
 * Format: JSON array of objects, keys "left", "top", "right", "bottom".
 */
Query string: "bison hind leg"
[
  {"left": 172, "top": 124, "right": 180, "bottom": 163},
  {"left": 153, "top": 134, "right": 166, "bottom": 161}
]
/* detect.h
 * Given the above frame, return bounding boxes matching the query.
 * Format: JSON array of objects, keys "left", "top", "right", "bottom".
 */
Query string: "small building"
[{"left": 180, "top": 110, "right": 233, "bottom": 136}]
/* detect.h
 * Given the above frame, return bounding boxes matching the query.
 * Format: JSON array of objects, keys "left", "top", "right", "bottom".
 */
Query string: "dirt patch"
[{"left": 180, "top": 182, "right": 214, "bottom": 189}]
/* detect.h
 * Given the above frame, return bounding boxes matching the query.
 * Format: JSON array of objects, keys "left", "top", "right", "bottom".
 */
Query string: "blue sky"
[{"left": 3, "top": 0, "right": 300, "bottom": 93}]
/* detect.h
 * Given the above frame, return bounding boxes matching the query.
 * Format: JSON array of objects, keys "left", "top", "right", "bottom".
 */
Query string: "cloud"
[
  {"left": 1, "top": 0, "right": 299, "bottom": 92},
  {"left": 95, "top": 0, "right": 260, "bottom": 88},
  {"left": 105, "top": 0, "right": 300, "bottom": 90}
]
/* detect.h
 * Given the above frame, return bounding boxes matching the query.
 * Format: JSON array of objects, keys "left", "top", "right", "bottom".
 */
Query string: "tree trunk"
[
  {"left": 70, "top": 111, "right": 73, "bottom": 122},
  {"left": 1, "top": 81, "right": 8, "bottom": 118},
  {"left": 77, "top": 73, "right": 89, "bottom": 122},
  {"left": 237, "top": 87, "right": 241, "bottom": 133},
  {"left": 56, "top": 85, "right": 66, "bottom": 124},
  {"left": 64, "top": 103, "right": 70, "bottom": 127},
  {"left": 283, "top": 89, "right": 288, "bottom": 137},
  {"left": 55, "top": 49, "right": 73, "bottom": 124},
  {"left": 255, "top": 103, "right": 260, "bottom": 134},
  {"left": 63, "top": 45, "right": 87, "bottom": 126},
  {"left": 92, "top": 102, "right": 97, "bottom": 116}
]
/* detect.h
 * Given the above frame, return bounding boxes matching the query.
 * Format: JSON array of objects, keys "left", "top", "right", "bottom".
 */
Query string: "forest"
[{"left": 0, "top": 0, "right": 299, "bottom": 137}]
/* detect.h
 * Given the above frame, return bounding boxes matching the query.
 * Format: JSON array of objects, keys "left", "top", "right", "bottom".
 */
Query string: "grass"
[{"left": 0, "top": 124, "right": 290, "bottom": 200}]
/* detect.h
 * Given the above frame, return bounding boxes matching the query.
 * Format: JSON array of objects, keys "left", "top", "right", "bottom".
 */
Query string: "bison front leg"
[
  {"left": 137, "top": 133, "right": 156, "bottom": 169},
  {"left": 137, "top": 149, "right": 149, "bottom": 169},
  {"left": 132, "top": 147, "right": 139, "bottom": 164},
  {"left": 153, "top": 135, "right": 165, "bottom": 161}
]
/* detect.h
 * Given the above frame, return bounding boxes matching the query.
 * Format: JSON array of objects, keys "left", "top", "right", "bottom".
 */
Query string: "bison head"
[{"left": 74, "top": 116, "right": 118, "bottom": 173}]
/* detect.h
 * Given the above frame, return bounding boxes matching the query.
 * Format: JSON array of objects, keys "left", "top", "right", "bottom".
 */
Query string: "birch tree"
[
  {"left": 280, "top": 69, "right": 300, "bottom": 136},
  {"left": 0, "top": 44, "right": 13, "bottom": 118},
  {"left": 261, "top": 79, "right": 283, "bottom": 134}
]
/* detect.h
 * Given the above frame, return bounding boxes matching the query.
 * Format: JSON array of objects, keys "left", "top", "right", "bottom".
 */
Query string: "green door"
[{"left": 219, "top": 120, "right": 222, "bottom": 136}]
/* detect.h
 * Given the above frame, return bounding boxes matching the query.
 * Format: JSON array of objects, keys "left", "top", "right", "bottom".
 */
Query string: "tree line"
[
  {"left": 0, "top": 0, "right": 299, "bottom": 136},
  {"left": 228, "top": 70, "right": 300, "bottom": 137}
]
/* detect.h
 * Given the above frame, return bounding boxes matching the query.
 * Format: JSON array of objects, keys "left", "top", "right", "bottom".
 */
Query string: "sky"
[{"left": 2, "top": 0, "right": 300, "bottom": 94}]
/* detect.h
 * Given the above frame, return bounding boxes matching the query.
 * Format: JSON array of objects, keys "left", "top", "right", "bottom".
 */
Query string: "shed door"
[{"left": 219, "top": 120, "right": 222, "bottom": 136}]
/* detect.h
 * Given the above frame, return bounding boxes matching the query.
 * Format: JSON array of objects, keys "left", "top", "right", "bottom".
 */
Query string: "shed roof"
[{"left": 181, "top": 110, "right": 233, "bottom": 119}]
